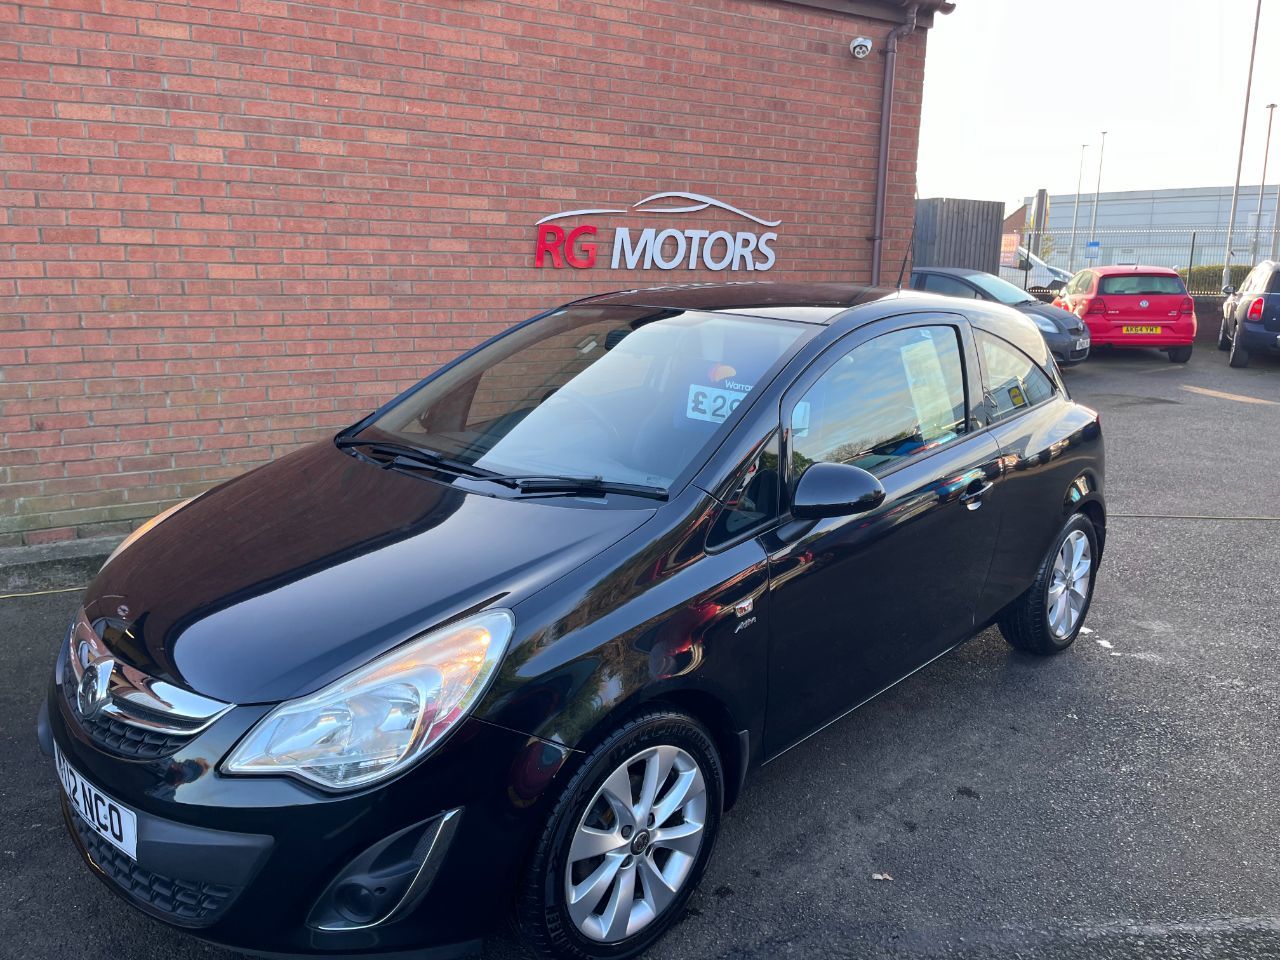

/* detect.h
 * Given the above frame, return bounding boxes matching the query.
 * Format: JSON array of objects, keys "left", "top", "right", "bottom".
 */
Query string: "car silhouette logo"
[{"left": 536, "top": 191, "right": 782, "bottom": 227}]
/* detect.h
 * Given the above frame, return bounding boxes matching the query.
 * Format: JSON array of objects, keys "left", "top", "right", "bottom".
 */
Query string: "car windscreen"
[
  {"left": 1098, "top": 274, "right": 1186, "bottom": 296},
  {"left": 965, "top": 272, "right": 1038, "bottom": 305},
  {"left": 358, "top": 305, "right": 809, "bottom": 490}
]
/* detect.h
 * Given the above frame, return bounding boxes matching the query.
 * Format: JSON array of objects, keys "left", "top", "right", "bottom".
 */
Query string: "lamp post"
[
  {"left": 1088, "top": 131, "right": 1107, "bottom": 246},
  {"left": 1249, "top": 103, "right": 1276, "bottom": 264},
  {"left": 1069, "top": 143, "right": 1088, "bottom": 271},
  {"left": 1223, "top": 0, "right": 1263, "bottom": 290}
]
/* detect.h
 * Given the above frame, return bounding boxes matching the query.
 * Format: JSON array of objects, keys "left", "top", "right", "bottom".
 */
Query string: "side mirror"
[
  {"left": 792, "top": 462, "right": 886, "bottom": 520},
  {"left": 1222, "top": 284, "right": 1236, "bottom": 295}
]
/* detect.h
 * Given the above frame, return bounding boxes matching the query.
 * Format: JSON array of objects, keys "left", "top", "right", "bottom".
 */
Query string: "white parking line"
[{"left": 1182, "top": 385, "right": 1278, "bottom": 406}]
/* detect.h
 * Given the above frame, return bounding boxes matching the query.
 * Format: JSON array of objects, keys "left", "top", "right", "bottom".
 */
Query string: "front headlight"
[
  {"left": 224, "top": 609, "right": 514, "bottom": 790},
  {"left": 1032, "top": 315, "right": 1059, "bottom": 334}
]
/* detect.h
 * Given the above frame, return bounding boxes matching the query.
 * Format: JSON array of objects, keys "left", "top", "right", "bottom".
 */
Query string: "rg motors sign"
[{"left": 533, "top": 192, "right": 780, "bottom": 273}]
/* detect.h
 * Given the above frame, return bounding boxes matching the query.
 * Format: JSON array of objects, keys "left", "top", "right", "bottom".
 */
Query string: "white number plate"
[
  {"left": 686, "top": 384, "right": 746, "bottom": 423},
  {"left": 54, "top": 742, "right": 138, "bottom": 860},
  {"left": 1075, "top": 338, "right": 1089, "bottom": 350}
]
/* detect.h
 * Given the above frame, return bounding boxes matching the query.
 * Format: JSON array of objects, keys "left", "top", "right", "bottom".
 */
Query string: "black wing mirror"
[
  {"left": 792, "top": 462, "right": 886, "bottom": 520},
  {"left": 1222, "top": 284, "right": 1236, "bottom": 295}
]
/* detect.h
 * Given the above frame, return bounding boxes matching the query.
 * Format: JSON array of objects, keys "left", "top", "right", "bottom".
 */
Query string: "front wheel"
[
  {"left": 518, "top": 711, "right": 724, "bottom": 960},
  {"left": 1167, "top": 344, "right": 1193, "bottom": 363},
  {"left": 999, "top": 513, "right": 1099, "bottom": 655}
]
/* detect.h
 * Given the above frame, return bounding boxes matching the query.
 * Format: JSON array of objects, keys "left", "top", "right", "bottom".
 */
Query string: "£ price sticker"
[{"left": 687, "top": 384, "right": 747, "bottom": 423}]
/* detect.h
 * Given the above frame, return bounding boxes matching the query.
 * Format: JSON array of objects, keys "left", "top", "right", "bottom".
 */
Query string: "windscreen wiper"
[
  {"left": 504, "top": 475, "right": 669, "bottom": 501},
  {"left": 335, "top": 437, "right": 512, "bottom": 484},
  {"left": 337, "top": 438, "right": 667, "bottom": 500}
]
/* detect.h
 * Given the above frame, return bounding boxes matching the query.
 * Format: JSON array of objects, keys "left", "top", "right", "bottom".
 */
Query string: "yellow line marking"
[
  {"left": 0, "top": 585, "right": 84, "bottom": 601},
  {"left": 1182, "top": 385, "right": 1278, "bottom": 406}
]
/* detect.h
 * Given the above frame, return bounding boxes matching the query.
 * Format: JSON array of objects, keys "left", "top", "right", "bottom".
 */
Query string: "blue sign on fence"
[{"left": 1084, "top": 241, "right": 1101, "bottom": 262}]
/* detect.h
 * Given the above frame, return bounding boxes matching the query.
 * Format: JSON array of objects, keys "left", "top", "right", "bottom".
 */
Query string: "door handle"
[{"left": 960, "top": 480, "right": 994, "bottom": 510}]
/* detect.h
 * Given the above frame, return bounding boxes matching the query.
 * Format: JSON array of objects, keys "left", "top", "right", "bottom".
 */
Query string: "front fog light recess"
[{"left": 225, "top": 609, "right": 513, "bottom": 790}]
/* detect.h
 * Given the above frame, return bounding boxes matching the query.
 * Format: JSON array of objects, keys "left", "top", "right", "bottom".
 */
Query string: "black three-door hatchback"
[{"left": 39, "top": 283, "right": 1106, "bottom": 960}]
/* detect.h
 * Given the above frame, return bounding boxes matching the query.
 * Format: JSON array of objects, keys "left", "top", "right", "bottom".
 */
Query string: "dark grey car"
[{"left": 910, "top": 267, "right": 1090, "bottom": 366}]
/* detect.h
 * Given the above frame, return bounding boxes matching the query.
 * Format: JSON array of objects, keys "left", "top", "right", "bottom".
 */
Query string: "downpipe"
[{"left": 869, "top": 3, "right": 918, "bottom": 287}]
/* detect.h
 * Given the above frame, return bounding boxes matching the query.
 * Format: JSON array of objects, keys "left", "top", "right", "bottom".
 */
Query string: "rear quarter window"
[
  {"left": 1268, "top": 271, "right": 1280, "bottom": 294},
  {"left": 1098, "top": 274, "right": 1186, "bottom": 296},
  {"left": 976, "top": 330, "right": 1056, "bottom": 423}
]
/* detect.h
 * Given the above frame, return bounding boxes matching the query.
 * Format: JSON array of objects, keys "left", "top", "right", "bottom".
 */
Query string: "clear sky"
[{"left": 917, "top": 0, "right": 1280, "bottom": 213}]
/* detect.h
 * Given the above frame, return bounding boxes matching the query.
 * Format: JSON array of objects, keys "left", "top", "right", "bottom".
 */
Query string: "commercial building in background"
[
  {"left": 1026, "top": 184, "right": 1279, "bottom": 234},
  {"left": 0, "top": 0, "right": 954, "bottom": 546},
  {"left": 1002, "top": 184, "right": 1280, "bottom": 292}
]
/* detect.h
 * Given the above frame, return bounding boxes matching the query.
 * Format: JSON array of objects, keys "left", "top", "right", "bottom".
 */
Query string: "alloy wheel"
[
  {"left": 564, "top": 745, "right": 707, "bottom": 943},
  {"left": 1047, "top": 529, "right": 1092, "bottom": 639}
]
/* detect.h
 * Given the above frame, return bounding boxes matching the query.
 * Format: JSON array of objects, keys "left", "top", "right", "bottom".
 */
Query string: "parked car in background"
[
  {"left": 39, "top": 282, "right": 1106, "bottom": 960},
  {"left": 1054, "top": 265, "right": 1197, "bottom": 363},
  {"left": 1219, "top": 260, "right": 1280, "bottom": 368},
  {"left": 909, "top": 267, "right": 1090, "bottom": 366}
]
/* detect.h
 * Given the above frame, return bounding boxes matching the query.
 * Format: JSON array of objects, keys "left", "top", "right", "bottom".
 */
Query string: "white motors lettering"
[{"left": 612, "top": 227, "right": 777, "bottom": 272}]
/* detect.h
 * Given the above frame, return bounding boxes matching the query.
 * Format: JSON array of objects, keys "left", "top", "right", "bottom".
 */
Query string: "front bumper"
[
  {"left": 1045, "top": 329, "right": 1091, "bottom": 365},
  {"left": 42, "top": 682, "right": 572, "bottom": 956}
]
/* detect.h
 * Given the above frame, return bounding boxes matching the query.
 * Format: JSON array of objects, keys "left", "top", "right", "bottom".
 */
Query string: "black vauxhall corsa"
[{"left": 38, "top": 282, "right": 1106, "bottom": 960}]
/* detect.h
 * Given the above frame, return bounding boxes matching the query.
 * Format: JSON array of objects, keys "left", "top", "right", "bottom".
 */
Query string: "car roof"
[
  {"left": 1090, "top": 264, "right": 1179, "bottom": 276},
  {"left": 576, "top": 282, "right": 907, "bottom": 324},
  {"left": 571, "top": 280, "right": 1051, "bottom": 365}
]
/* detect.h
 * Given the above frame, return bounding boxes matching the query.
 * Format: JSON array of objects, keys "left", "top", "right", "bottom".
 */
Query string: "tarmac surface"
[{"left": 3, "top": 342, "right": 1279, "bottom": 960}]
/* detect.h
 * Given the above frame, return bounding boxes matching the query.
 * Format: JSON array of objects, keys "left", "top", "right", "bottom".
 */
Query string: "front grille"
[
  {"left": 69, "top": 808, "right": 237, "bottom": 927},
  {"left": 61, "top": 670, "right": 192, "bottom": 759},
  {"left": 59, "top": 609, "right": 230, "bottom": 760}
]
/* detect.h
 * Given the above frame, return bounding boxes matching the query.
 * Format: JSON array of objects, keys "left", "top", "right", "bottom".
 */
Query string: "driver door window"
[{"left": 788, "top": 326, "right": 969, "bottom": 490}]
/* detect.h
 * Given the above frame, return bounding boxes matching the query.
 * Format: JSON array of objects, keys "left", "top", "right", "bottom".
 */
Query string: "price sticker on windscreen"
[{"left": 687, "top": 383, "right": 749, "bottom": 423}]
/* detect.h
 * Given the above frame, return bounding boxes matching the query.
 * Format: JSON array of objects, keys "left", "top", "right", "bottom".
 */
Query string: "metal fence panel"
[{"left": 998, "top": 226, "right": 1275, "bottom": 294}]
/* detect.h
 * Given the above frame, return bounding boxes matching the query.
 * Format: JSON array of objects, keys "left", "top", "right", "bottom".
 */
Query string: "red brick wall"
[{"left": 0, "top": 0, "right": 927, "bottom": 546}]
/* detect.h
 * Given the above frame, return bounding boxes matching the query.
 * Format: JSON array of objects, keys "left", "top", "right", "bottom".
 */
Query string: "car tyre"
[
  {"left": 998, "top": 513, "right": 1098, "bottom": 656},
  {"left": 518, "top": 710, "right": 724, "bottom": 960},
  {"left": 1217, "top": 315, "right": 1231, "bottom": 351},
  {"left": 1167, "top": 344, "right": 1192, "bottom": 363},
  {"left": 1228, "top": 325, "right": 1250, "bottom": 368}
]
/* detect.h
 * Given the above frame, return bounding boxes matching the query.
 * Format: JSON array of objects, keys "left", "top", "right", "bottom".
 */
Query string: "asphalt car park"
[{"left": 3, "top": 344, "right": 1279, "bottom": 960}]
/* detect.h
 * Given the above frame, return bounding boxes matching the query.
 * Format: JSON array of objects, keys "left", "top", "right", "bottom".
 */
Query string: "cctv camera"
[{"left": 850, "top": 37, "right": 873, "bottom": 59}]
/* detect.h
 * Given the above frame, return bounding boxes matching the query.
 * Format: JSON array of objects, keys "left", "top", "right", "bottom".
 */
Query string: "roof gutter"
[{"left": 869, "top": 2, "right": 919, "bottom": 286}]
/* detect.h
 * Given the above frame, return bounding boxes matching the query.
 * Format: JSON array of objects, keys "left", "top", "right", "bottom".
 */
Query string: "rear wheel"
[
  {"left": 1228, "top": 324, "right": 1250, "bottom": 368},
  {"left": 999, "top": 513, "right": 1098, "bottom": 655},
  {"left": 519, "top": 711, "right": 723, "bottom": 960},
  {"left": 1167, "top": 344, "right": 1193, "bottom": 363},
  {"left": 1218, "top": 315, "right": 1231, "bottom": 351}
]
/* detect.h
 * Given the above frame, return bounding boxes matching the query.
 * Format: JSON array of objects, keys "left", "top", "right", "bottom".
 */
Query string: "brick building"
[{"left": 0, "top": 0, "right": 952, "bottom": 547}]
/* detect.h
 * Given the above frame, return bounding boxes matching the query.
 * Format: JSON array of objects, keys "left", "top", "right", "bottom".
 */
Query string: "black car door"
[
  {"left": 761, "top": 315, "right": 1005, "bottom": 757},
  {"left": 970, "top": 326, "right": 1103, "bottom": 625}
]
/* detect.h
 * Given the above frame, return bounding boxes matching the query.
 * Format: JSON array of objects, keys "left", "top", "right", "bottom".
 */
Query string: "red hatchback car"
[{"left": 1054, "top": 265, "right": 1197, "bottom": 363}]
